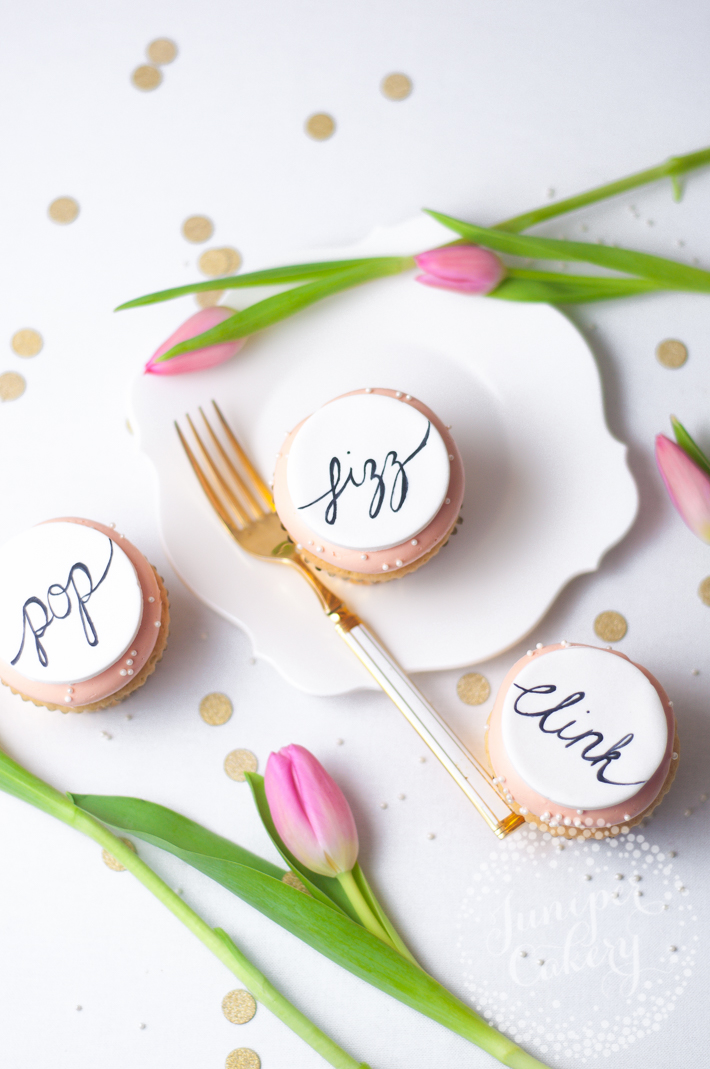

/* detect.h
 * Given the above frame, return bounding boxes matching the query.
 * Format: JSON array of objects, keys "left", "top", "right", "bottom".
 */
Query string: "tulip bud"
[
  {"left": 656, "top": 433, "right": 710, "bottom": 543},
  {"left": 264, "top": 745, "right": 358, "bottom": 877},
  {"left": 144, "top": 307, "right": 245, "bottom": 375},
  {"left": 414, "top": 244, "right": 505, "bottom": 295}
]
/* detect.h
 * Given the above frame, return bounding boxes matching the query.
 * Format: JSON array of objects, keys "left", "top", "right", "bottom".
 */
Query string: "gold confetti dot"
[
  {"left": 199, "top": 247, "right": 242, "bottom": 277},
  {"left": 226, "top": 1050, "right": 260, "bottom": 1069},
  {"left": 282, "top": 871, "right": 310, "bottom": 895},
  {"left": 698, "top": 576, "right": 710, "bottom": 606},
  {"left": 195, "top": 290, "right": 224, "bottom": 309},
  {"left": 222, "top": 989, "right": 257, "bottom": 1025},
  {"left": 224, "top": 749, "right": 258, "bottom": 782},
  {"left": 11, "top": 329, "right": 43, "bottom": 357},
  {"left": 381, "top": 73, "right": 413, "bottom": 101},
  {"left": 48, "top": 196, "right": 79, "bottom": 224},
  {"left": 0, "top": 372, "right": 26, "bottom": 401},
  {"left": 594, "top": 611, "right": 627, "bottom": 642},
  {"left": 182, "top": 215, "right": 214, "bottom": 243},
  {"left": 101, "top": 838, "right": 137, "bottom": 872},
  {"left": 456, "top": 672, "right": 491, "bottom": 705},
  {"left": 199, "top": 692, "right": 233, "bottom": 725},
  {"left": 132, "top": 65, "right": 162, "bottom": 91},
  {"left": 147, "top": 38, "right": 178, "bottom": 65},
  {"left": 305, "top": 113, "right": 335, "bottom": 140},
  {"left": 656, "top": 339, "right": 688, "bottom": 369}
]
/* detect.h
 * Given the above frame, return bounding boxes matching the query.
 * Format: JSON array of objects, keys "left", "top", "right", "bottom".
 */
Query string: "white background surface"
[{"left": 1, "top": 2, "right": 709, "bottom": 1067}]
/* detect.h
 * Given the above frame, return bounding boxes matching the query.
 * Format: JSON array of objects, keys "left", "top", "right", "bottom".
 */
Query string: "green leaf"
[
  {"left": 245, "top": 774, "right": 359, "bottom": 922},
  {"left": 426, "top": 210, "right": 710, "bottom": 293},
  {"left": 350, "top": 863, "right": 418, "bottom": 965},
  {"left": 71, "top": 794, "right": 515, "bottom": 1059},
  {"left": 116, "top": 257, "right": 414, "bottom": 310},
  {"left": 671, "top": 416, "right": 710, "bottom": 477},
  {"left": 156, "top": 261, "right": 409, "bottom": 361},
  {"left": 70, "top": 795, "right": 286, "bottom": 879},
  {"left": 491, "top": 270, "right": 663, "bottom": 303}
]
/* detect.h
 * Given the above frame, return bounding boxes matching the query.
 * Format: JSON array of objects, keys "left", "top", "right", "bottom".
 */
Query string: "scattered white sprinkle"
[
  {"left": 563, "top": 817, "right": 572, "bottom": 826},
  {"left": 526, "top": 650, "right": 533, "bottom": 656},
  {"left": 127, "top": 669, "right": 134, "bottom": 676},
  {"left": 154, "top": 620, "right": 160, "bottom": 627},
  {"left": 108, "top": 522, "right": 116, "bottom": 529},
  {"left": 701, "top": 794, "right": 708, "bottom": 802},
  {"left": 631, "top": 875, "right": 641, "bottom": 882},
  {"left": 499, "top": 776, "right": 506, "bottom": 783},
  {"left": 125, "top": 714, "right": 133, "bottom": 720},
  {"left": 536, "top": 642, "right": 543, "bottom": 649},
  {"left": 296, "top": 543, "right": 302, "bottom": 550},
  {"left": 584, "top": 874, "right": 592, "bottom": 881},
  {"left": 635, "top": 890, "right": 643, "bottom": 897},
  {"left": 395, "top": 391, "right": 402, "bottom": 398},
  {"left": 66, "top": 686, "right": 74, "bottom": 694},
  {"left": 365, "top": 388, "right": 373, "bottom": 394},
  {"left": 672, "top": 752, "right": 679, "bottom": 761},
  {"left": 249, "top": 657, "right": 256, "bottom": 665},
  {"left": 139, "top": 1023, "right": 146, "bottom": 1030},
  {"left": 411, "top": 539, "right": 418, "bottom": 546},
  {"left": 547, "top": 187, "right": 555, "bottom": 198},
  {"left": 395, "top": 560, "right": 403, "bottom": 567},
  {"left": 100, "top": 732, "right": 112, "bottom": 741},
  {"left": 336, "top": 738, "right": 344, "bottom": 745},
  {"left": 684, "top": 808, "right": 692, "bottom": 817},
  {"left": 316, "top": 545, "right": 324, "bottom": 553},
  {"left": 646, "top": 219, "right": 655, "bottom": 226},
  {"left": 669, "top": 945, "right": 677, "bottom": 953},
  {"left": 611, "top": 891, "right": 619, "bottom": 899},
  {"left": 537, "top": 958, "right": 545, "bottom": 966},
  {"left": 426, "top": 832, "right": 435, "bottom": 840},
  {"left": 130, "top": 650, "right": 137, "bottom": 657},
  {"left": 360, "top": 554, "right": 368, "bottom": 560},
  {"left": 126, "top": 659, "right": 133, "bottom": 666},
  {"left": 379, "top": 802, "right": 388, "bottom": 809},
  {"left": 692, "top": 668, "right": 700, "bottom": 675},
  {"left": 560, "top": 639, "right": 569, "bottom": 647},
  {"left": 120, "top": 669, "right": 127, "bottom": 676},
  {"left": 519, "top": 806, "right": 528, "bottom": 815},
  {"left": 576, "top": 809, "right": 584, "bottom": 815},
  {"left": 615, "top": 873, "right": 623, "bottom": 880},
  {"left": 405, "top": 394, "right": 412, "bottom": 400},
  {"left": 148, "top": 596, "right": 155, "bottom": 603},
  {"left": 519, "top": 950, "right": 527, "bottom": 958},
  {"left": 668, "top": 851, "right": 676, "bottom": 858},
  {"left": 382, "top": 564, "right": 389, "bottom": 571},
  {"left": 623, "top": 814, "right": 631, "bottom": 821},
  {"left": 419, "top": 756, "right": 426, "bottom": 763},
  {"left": 76, "top": 1005, "right": 82, "bottom": 1011},
  {"left": 448, "top": 454, "right": 454, "bottom": 461},
  {"left": 398, "top": 793, "right": 406, "bottom": 800}
]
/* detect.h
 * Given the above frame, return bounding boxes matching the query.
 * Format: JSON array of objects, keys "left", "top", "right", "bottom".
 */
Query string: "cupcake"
[
  {"left": 272, "top": 388, "right": 465, "bottom": 582},
  {"left": 486, "top": 643, "right": 678, "bottom": 839},
  {"left": 0, "top": 518, "right": 169, "bottom": 713}
]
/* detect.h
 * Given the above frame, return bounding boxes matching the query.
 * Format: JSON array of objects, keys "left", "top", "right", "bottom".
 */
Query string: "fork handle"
[{"left": 331, "top": 617, "right": 523, "bottom": 839}]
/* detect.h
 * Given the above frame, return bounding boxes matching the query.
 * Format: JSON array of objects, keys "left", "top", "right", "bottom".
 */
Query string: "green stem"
[
  {"left": 0, "top": 751, "right": 364, "bottom": 1069},
  {"left": 494, "top": 145, "right": 710, "bottom": 233},
  {"left": 336, "top": 869, "right": 400, "bottom": 951}
]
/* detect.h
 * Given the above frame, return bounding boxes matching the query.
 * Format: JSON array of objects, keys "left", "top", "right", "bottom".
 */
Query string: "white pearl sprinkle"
[
  {"left": 360, "top": 554, "right": 368, "bottom": 560},
  {"left": 411, "top": 539, "right": 418, "bottom": 546},
  {"left": 66, "top": 687, "right": 74, "bottom": 694},
  {"left": 519, "top": 806, "right": 528, "bottom": 814},
  {"left": 445, "top": 498, "right": 451, "bottom": 505},
  {"left": 576, "top": 809, "right": 584, "bottom": 815},
  {"left": 448, "top": 454, "right": 454, "bottom": 461},
  {"left": 584, "top": 874, "right": 592, "bottom": 881},
  {"left": 395, "top": 559, "right": 403, "bottom": 567},
  {"left": 668, "top": 851, "right": 676, "bottom": 858},
  {"left": 380, "top": 802, "right": 388, "bottom": 809},
  {"left": 148, "top": 596, "right": 155, "bottom": 603},
  {"left": 701, "top": 794, "right": 708, "bottom": 802},
  {"left": 131, "top": 650, "right": 137, "bottom": 657},
  {"left": 615, "top": 873, "right": 623, "bottom": 880},
  {"left": 308, "top": 540, "right": 313, "bottom": 545},
  {"left": 526, "top": 650, "right": 533, "bottom": 656},
  {"left": 126, "top": 659, "right": 133, "bottom": 666},
  {"left": 574, "top": 819, "right": 582, "bottom": 827},
  {"left": 623, "top": 814, "right": 631, "bottom": 821},
  {"left": 405, "top": 394, "right": 412, "bottom": 400},
  {"left": 336, "top": 738, "right": 344, "bottom": 745},
  {"left": 499, "top": 776, "right": 506, "bottom": 783},
  {"left": 537, "top": 959, "right": 545, "bottom": 966},
  {"left": 395, "top": 391, "right": 402, "bottom": 398},
  {"left": 398, "top": 793, "right": 406, "bottom": 800},
  {"left": 426, "top": 832, "right": 435, "bottom": 839},
  {"left": 563, "top": 817, "right": 572, "bottom": 826},
  {"left": 382, "top": 564, "right": 389, "bottom": 571},
  {"left": 611, "top": 891, "right": 619, "bottom": 899},
  {"left": 669, "top": 945, "right": 677, "bottom": 953},
  {"left": 684, "top": 808, "right": 692, "bottom": 817},
  {"left": 316, "top": 545, "right": 324, "bottom": 552},
  {"left": 365, "top": 388, "right": 373, "bottom": 393},
  {"left": 120, "top": 669, "right": 127, "bottom": 676},
  {"left": 154, "top": 620, "right": 160, "bottom": 627},
  {"left": 519, "top": 950, "right": 527, "bottom": 957},
  {"left": 560, "top": 639, "right": 569, "bottom": 647},
  {"left": 635, "top": 890, "right": 643, "bottom": 897},
  {"left": 296, "top": 543, "right": 302, "bottom": 550},
  {"left": 108, "top": 522, "right": 116, "bottom": 529},
  {"left": 672, "top": 752, "right": 679, "bottom": 760},
  {"left": 65, "top": 696, "right": 73, "bottom": 703},
  {"left": 631, "top": 875, "right": 641, "bottom": 882},
  {"left": 127, "top": 669, "right": 134, "bottom": 676}
]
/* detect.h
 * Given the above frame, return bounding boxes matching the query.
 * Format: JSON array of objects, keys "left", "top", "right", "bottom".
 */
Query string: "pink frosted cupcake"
[
  {"left": 0, "top": 518, "right": 169, "bottom": 713},
  {"left": 486, "top": 643, "right": 679, "bottom": 839},
  {"left": 272, "top": 388, "right": 465, "bottom": 582}
]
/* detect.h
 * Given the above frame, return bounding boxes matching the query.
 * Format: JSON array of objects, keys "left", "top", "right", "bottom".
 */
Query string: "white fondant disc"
[
  {"left": 501, "top": 647, "right": 668, "bottom": 809},
  {"left": 286, "top": 393, "right": 451, "bottom": 551},
  {"left": 0, "top": 522, "right": 143, "bottom": 684}
]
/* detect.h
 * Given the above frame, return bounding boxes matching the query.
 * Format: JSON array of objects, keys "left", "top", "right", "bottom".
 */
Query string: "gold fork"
[{"left": 176, "top": 401, "right": 523, "bottom": 839}]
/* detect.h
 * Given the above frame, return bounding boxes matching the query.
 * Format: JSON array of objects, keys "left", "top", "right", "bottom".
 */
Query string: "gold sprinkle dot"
[
  {"left": 0, "top": 372, "right": 26, "bottom": 401},
  {"left": 381, "top": 72, "right": 413, "bottom": 101},
  {"left": 698, "top": 576, "right": 710, "bottom": 606},
  {"left": 182, "top": 215, "right": 214, "bottom": 243},
  {"left": 305, "top": 113, "right": 335, "bottom": 140},
  {"left": 11, "top": 329, "right": 43, "bottom": 357},
  {"left": 221, "top": 989, "right": 257, "bottom": 1025},
  {"left": 147, "top": 38, "right": 178, "bottom": 65},
  {"left": 226, "top": 1050, "right": 260, "bottom": 1069},
  {"left": 101, "top": 838, "right": 137, "bottom": 872},
  {"left": 656, "top": 338, "right": 688, "bottom": 369},
  {"left": 593, "top": 611, "right": 627, "bottom": 643},
  {"left": 199, "top": 692, "right": 233, "bottom": 725},
  {"left": 456, "top": 672, "right": 491, "bottom": 705},
  {"left": 224, "top": 749, "right": 258, "bottom": 782},
  {"left": 282, "top": 871, "right": 310, "bottom": 895},
  {"left": 48, "top": 196, "right": 79, "bottom": 224},
  {"left": 132, "top": 65, "right": 162, "bottom": 91},
  {"left": 199, "top": 247, "right": 242, "bottom": 278},
  {"left": 195, "top": 290, "right": 224, "bottom": 309}
]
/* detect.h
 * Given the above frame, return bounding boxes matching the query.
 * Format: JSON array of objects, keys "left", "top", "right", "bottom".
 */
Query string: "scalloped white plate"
[{"left": 130, "top": 216, "right": 637, "bottom": 695}]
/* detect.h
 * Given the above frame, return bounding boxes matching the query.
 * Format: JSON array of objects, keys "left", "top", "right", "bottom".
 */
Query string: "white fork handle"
[{"left": 333, "top": 619, "right": 523, "bottom": 838}]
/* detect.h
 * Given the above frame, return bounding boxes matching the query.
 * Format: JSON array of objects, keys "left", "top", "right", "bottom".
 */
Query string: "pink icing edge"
[
  {"left": 272, "top": 388, "right": 465, "bottom": 575},
  {"left": 0, "top": 518, "right": 163, "bottom": 709},
  {"left": 487, "top": 643, "right": 676, "bottom": 827}
]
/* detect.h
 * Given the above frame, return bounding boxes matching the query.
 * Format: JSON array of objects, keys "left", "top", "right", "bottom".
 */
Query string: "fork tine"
[
  {"left": 175, "top": 422, "right": 244, "bottom": 538},
  {"left": 198, "top": 406, "right": 264, "bottom": 519},
  {"left": 184, "top": 414, "right": 252, "bottom": 527},
  {"left": 211, "top": 400, "right": 275, "bottom": 511}
]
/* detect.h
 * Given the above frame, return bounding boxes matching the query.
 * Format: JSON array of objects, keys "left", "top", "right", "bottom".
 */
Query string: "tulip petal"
[
  {"left": 144, "top": 307, "right": 245, "bottom": 375},
  {"left": 656, "top": 434, "right": 710, "bottom": 543},
  {"left": 265, "top": 745, "right": 358, "bottom": 877},
  {"left": 414, "top": 245, "right": 505, "bottom": 295}
]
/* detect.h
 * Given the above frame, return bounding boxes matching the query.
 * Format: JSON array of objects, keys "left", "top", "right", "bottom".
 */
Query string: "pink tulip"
[
  {"left": 265, "top": 745, "right": 359, "bottom": 877},
  {"left": 414, "top": 244, "right": 505, "bottom": 295},
  {"left": 656, "top": 434, "right": 710, "bottom": 543},
  {"left": 144, "top": 307, "right": 245, "bottom": 375}
]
